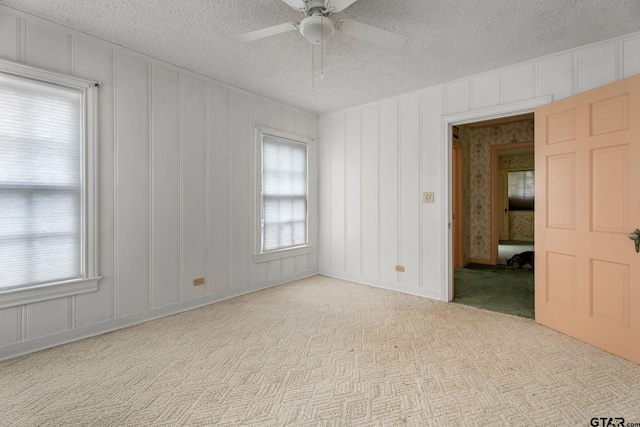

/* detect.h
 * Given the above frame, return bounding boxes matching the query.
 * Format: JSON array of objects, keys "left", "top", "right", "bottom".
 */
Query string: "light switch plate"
[{"left": 423, "top": 192, "right": 435, "bottom": 203}]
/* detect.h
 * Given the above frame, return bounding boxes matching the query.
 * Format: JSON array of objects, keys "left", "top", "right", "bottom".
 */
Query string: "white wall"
[
  {"left": 319, "top": 32, "right": 640, "bottom": 300},
  {"left": 0, "top": 6, "right": 319, "bottom": 360}
]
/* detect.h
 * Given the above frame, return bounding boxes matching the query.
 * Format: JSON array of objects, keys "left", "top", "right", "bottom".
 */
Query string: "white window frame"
[
  {"left": 254, "top": 125, "right": 313, "bottom": 263},
  {"left": 0, "top": 58, "right": 100, "bottom": 309}
]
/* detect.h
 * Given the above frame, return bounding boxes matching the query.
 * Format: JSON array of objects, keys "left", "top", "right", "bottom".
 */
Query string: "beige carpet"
[{"left": 1, "top": 275, "right": 639, "bottom": 426}]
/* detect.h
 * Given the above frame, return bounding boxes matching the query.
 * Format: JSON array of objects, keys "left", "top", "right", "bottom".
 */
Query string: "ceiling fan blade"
[
  {"left": 281, "top": 0, "right": 306, "bottom": 11},
  {"left": 232, "top": 22, "right": 299, "bottom": 42},
  {"left": 337, "top": 19, "right": 407, "bottom": 49},
  {"left": 325, "top": 0, "right": 359, "bottom": 12}
]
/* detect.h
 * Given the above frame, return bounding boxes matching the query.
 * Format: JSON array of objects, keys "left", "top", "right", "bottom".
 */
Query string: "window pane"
[
  {"left": 261, "top": 135, "right": 308, "bottom": 252},
  {"left": 0, "top": 72, "right": 83, "bottom": 290},
  {"left": 0, "top": 235, "right": 81, "bottom": 288},
  {"left": 0, "top": 75, "right": 81, "bottom": 186},
  {"left": 0, "top": 190, "right": 80, "bottom": 237},
  {"left": 508, "top": 170, "right": 535, "bottom": 211}
]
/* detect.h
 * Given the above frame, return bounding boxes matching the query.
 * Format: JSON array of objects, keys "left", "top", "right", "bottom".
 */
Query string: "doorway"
[
  {"left": 450, "top": 114, "right": 536, "bottom": 318},
  {"left": 441, "top": 96, "right": 551, "bottom": 303}
]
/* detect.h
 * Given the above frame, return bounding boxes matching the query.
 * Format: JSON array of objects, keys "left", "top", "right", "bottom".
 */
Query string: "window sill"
[
  {"left": 253, "top": 245, "right": 313, "bottom": 263},
  {"left": 0, "top": 277, "right": 101, "bottom": 309}
]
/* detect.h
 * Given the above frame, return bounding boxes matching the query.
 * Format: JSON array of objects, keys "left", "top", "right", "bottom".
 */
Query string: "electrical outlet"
[
  {"left": 423, "top": 192, "right": 435, "bottom": 203},
  {"left": 193, "top": 277, "right": 205, "bottom": 286},
  {"left": 395, "top": 265, "right": 405, "bottom": 272}
]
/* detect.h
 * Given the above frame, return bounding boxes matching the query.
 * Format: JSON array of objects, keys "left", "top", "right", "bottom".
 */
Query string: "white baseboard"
[
  {"left": 0, "top": 269, "right": 318, "bottom": 361},
  {"left": 318, "top": 270, "right": 444, "bottom": 301}
]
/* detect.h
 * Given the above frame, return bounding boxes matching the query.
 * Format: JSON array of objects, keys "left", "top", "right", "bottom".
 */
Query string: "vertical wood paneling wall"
[
  {"left": 319, "top": 32, "right": 640, "bottom": 300},
  {"left": 0, "top": 7, "right": 319, "bottom": 360}
]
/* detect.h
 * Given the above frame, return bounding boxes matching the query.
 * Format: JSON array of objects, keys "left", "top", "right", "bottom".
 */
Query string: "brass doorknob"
[{"left": 629, "top": 229, "right": 640, "bottom": 253}]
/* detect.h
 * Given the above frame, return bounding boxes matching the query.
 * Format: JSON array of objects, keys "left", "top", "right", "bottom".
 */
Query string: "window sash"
[{"left": 0, "top": 185, "right": 82, "bottom": 290}]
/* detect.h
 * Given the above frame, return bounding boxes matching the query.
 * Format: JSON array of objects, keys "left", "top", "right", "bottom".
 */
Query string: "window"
[
  {"left": 0, "top": 59, "right": 99, "bottom": 309},
  {"left": 508, "top": 170, "right": 535, "bottom": 211},
  {"left": 255, "top": 127, "right": 312, "bottom": 262}
]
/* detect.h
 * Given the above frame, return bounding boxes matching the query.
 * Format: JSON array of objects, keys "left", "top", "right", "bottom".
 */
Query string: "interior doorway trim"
[
  {"left": 452, "top": 139, "right": 464, "bottom": 268},
  {"left": 440, "top": 96, "right": 552, "bottom": 302}
]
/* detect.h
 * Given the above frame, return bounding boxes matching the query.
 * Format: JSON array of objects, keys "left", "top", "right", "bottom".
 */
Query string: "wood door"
[
  {"left": 497, "top": 169, "right": 509, "bottom": 241},
  {"left": 535, "top": 73, "right": 640, "bottom": 364}
]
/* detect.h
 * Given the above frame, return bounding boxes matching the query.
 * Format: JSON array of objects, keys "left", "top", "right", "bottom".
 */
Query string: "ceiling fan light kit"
[{"left": 300, "top": 15, "right": 335, "bottom": 44}]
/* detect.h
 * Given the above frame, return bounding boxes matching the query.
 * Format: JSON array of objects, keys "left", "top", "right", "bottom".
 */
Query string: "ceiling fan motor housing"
[{"left": 299, "top": 15, "right": 336, "bottom": 44}]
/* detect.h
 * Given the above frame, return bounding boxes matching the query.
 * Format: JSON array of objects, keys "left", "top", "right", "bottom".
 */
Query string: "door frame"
[
  {"left": 497, "top": 168, "right": 509, "bottom": 241},
  {"left": 441, "top": 97, "right": 552, "bottom": 302},
  {"left": 452, "top": 139, "right": 465, "bottom": 268},
  {"left": 490, "top": 140, "right": 535, "bottom": 264}
]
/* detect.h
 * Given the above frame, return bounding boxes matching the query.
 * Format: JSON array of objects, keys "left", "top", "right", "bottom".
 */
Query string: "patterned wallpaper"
[
  {"left": 460, "top": 120, "right": 535, "bottom": 261},
  {"left": 457, "top": 126, "right": 472, "bottom": 261},
  {"left": 499, "top": 153, "right": 534, "bottom": 170},
  {"left": 509, "top": 211, "right": 534, "bottom": 241}
]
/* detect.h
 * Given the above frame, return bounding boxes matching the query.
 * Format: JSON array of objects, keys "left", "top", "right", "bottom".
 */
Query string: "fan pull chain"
[
  {"left": 321, "top": 43, "right": 325, "bottom": 80},
  {"left": 320, "top": 17, "right": 325, "bottom": 80},
  {"left": 311, "top": 16, "right": 329, "bottom": 89},
  {"left": 311, "top": 42, "right": 315, "bottom": 91}
]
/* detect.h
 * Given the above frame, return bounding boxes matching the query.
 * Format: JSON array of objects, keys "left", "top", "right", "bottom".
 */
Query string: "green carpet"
[{"left": 454, "top": 263, "right": 534, "bottom": 319}]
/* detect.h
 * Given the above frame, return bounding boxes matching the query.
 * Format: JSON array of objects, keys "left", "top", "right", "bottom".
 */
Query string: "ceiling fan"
[{"left": 232, "top": 0, "right": 407, "bottom": 50}]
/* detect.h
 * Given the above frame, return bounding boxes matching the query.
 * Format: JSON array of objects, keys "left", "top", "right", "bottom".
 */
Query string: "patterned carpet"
[{"left": 1, "top": 275, "right": 639, "bottom": 426}]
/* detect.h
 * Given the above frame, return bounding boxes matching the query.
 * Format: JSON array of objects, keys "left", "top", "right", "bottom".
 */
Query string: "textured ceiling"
[{"left": 2, "top": 0, "right": 639, "bottom": 115}]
